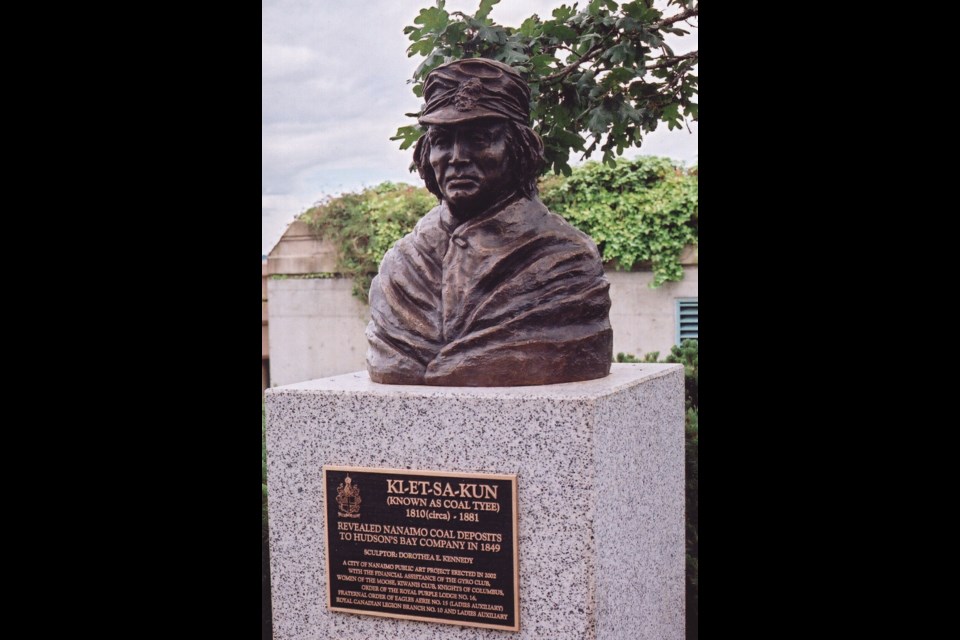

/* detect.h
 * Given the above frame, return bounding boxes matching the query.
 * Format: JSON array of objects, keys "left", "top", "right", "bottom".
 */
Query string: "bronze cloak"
[{"left": 366, "top": 196, "right": 612, "bottom": 386}]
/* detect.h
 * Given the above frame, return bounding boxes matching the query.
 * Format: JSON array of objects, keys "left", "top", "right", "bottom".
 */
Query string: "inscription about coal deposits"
[{"left": 323, "top": 466, "right": 519, "bottom": 631}]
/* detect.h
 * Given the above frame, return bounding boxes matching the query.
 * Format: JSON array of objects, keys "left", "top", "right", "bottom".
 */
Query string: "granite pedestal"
[{"left": 265, "top": 363, "right": 685, "bottom": 640}]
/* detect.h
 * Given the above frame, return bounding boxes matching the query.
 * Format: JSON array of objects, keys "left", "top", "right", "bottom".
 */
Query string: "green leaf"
[
  {"left": 476, "top": 23, "right": 507, "bottom": 45},
  {"left": 576, "top": 69, "right": 597, "bottom": 90},
  {"left": 551, "top": 128, "right": 587, "bottom": 151},
  {"left": 553, "top": 158, "right": 573, "bottom": 176},
  {"left": 444, "top": 21, "right": 469, "bottom": 43},
  {"left": 518, "top": 16, "right": 542, "bottom": 37},
  {"left": 604, "top": 43, "right": 635, "bottom": 65},
  {"left": 529, "top": 54, "right": 556, "bottom": 74},
  {"left": 407, "top": 38, "right": 435, "bottom": 57},
  {"left": 619, "top": 102, "right": 642, "bottom": 123},
  {"left": 543, "top": 23, "right": 577, "bottom": 42},
  {"left": 414, "top": 6, "right": 449, "bottom": 33},
  {"left": 475, "top": 0, "right": 501, "bottom": 21},
  {"left": 622, "top": 2, "right": 660, "bottom": 22},
  {"left": 390, "top": 125, "right": 423, "bottom": 151},
  {"left": 498, "top": 42, "right": 530, "bottom": 66},
  {"left": 605, "top": 67, "right": 636, "bottom": 86},
  {"left": 617, "top": 16, "right": 640, "bottom": 33},
  {"left": 578, "top": 32, "right": 601, "bottom": 46},
  {"left": 641, "top": 31, "right": 663, "bottom": 48},
  {"left": 587, "top": 107, "right": 614, "bottom": 134},
  {"left": 414, "top": 51, "right": 447, "bottom": 78},
  {"left": 552, "top": 5, "right": 575, "bottom": 22}
]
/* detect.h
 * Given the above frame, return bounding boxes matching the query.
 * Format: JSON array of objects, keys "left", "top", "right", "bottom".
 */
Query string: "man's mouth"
[{"left": 446, "top": 175, "right": 479, "bottom": 187}]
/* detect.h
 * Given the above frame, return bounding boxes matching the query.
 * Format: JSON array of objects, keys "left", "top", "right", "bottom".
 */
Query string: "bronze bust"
[{"left": 366, "top": 58, "right": 612, "bottom": 386}]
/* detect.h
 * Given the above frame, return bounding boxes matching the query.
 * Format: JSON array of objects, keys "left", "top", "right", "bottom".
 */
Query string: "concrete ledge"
[{"left": 267, "top": 221, "right": 339, "bottom": 275}]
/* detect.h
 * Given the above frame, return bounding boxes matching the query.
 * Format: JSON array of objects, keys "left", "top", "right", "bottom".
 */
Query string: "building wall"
[
  {"left": 267, "top": 278, "right": 370, "bottom": 386},
  {"left": 607, "top": 265, "right": 698, "bottom": 360},
  {"left": 266, "top": 230, "right": 697, "bottom": 387}
]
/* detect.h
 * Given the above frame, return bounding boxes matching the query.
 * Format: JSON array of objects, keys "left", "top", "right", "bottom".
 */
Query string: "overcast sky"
[{"left": 262, "top": 0, "right": 698, "bottom": 255}]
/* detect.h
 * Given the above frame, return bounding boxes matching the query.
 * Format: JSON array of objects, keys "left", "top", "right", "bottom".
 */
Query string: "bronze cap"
[{"left": 419, "top": 58, "right": 530, "bottom": 126}]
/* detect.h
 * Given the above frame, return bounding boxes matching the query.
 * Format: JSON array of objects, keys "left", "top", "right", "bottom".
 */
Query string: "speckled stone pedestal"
[{"left": 265, "top": 363, "right": 685, "bottom": 640}]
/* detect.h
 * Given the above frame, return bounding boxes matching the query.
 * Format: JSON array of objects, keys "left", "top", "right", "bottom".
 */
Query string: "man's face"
[{"left": 428, "top": 119, "right": 513, "bottom": 216}]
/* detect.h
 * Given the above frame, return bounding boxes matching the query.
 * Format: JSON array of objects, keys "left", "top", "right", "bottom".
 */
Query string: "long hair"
[{"left": 413, "top": 121, "right": 546, "bottom": 201}]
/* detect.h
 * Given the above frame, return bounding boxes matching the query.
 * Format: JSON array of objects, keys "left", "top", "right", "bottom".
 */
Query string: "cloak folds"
[{"left": 366, "top": 196, "right": 612, "bottom": 386}]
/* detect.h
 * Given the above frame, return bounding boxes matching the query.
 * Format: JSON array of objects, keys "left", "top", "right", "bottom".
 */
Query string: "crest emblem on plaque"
[{"left": 336, "top": 475, "right": 362, "bottom": 518}]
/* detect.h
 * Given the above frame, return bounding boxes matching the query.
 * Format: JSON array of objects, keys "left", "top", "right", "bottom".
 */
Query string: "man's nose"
[{"left": 450, "top": 137, "right": 469, "bottom": 165}]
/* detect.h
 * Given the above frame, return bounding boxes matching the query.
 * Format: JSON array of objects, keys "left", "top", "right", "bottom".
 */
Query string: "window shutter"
[{"left": 676, "top": 299, "right": 698, "bottom": 344}]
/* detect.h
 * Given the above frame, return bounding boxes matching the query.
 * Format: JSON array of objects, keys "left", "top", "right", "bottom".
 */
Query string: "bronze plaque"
[{"left": 323, "top": 466, "right": 520, "bottom": 631}]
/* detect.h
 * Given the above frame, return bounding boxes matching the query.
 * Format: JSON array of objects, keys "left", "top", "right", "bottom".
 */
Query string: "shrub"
[
  {"left": 540, "top": 157, "right": 698, "bottom": 287},
  {"left": 302, "top": 183, "right": 437, "bottom": 299},
  {"left": 298, "top": 157, "right": 697, "bottom": 301}
]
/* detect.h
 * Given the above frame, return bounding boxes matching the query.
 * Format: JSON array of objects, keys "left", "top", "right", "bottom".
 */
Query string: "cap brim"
[{"left": 419, "top": 107, "right": 510, "bottom": 126}]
